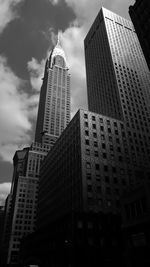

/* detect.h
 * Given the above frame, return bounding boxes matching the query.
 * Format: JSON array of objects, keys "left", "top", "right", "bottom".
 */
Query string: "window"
[
  {"left": 85, "top": 130, "right": 89, "bottom": 136},
  {"left": 94, "top": 141, "right": 98, "bottom": 147},
  {"left": 95, "top": 164, "right": 100, "bottom": 170},
  {"left": 104, "top": 165, "right": 108, "bottom": 172},
  {"left": 103, "top": 153, "right": 107, "bottom": 159},
  {"left": 109, "top": 136, "right": 112, "bottom": 142},
  {"left": 101, "top": 134, "right": 105, "bottom": 140},
  {"left": 102, "top": 143, "right": 106, "bottom": 149},
  {"left": 122, "top": 178, "right": 126, "bottom": 186},
  {"left": 97, "top": 186, "right": 101, "bottom": 193},
  {"left": 93, "top": 132, "right": 97, "bottom": 138},
  {"left": 86, "top": 149, "right": 90, "bottom": 156},
  {"left": 105, "top": 176, "right": 110, "bottom": 183},
  {"left": 85, "top": 139, "right": 90, "bottom": 145},
  {"left": 110, "top": 145, "right": 113, "bottom": 151},
  {"left": 86, "top": 162, "right": 91, "bottom": 169},
  {"left": 88, "top": 184, "right": 92, "bottom": 192},
  {"left": 118, "top": 156, "right": 123, "bottom": 162},
  {"left": 117, "top": 147, "right": 121, "bottom": 152},
  {"left": 112, "top": 167, "right": 117, "bottom": 173},
  {"left": 115, "top": 188, "right": 119, "bottom": 195},
  {"left": 116, "top": 138, "right": 120, "bottom": 144},
  {"left": 94, "top": 151, "right": 99, "bottom": 157},
  {"left": 86, "top": 173, "right": 91, "bottom": 180},
  {"left": 107, "top": 200, "right": 112, "bottom": 207},
  {"left": 106, "top": 187, "right": 111, "bottom": 195},
  {"left": 96, "top": 174, "right": 101, "bottom": 180}
]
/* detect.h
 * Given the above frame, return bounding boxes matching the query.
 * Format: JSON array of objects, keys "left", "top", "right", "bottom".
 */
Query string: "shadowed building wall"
[{"left": 129, "top": 0, "right": 150, "bottom": 71}]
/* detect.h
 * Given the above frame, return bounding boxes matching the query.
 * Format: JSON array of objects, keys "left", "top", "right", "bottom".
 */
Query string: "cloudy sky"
[{"left": 0, "top": 0, "right": 134, "bottom": 205}]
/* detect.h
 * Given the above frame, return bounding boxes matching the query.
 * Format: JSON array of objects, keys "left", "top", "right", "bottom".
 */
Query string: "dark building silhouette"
[
  {"left": 1, "top": 194, "right": 12, "bottom": 266},
  {"left": 121, "top": 180, "right": 150, "bottom": 266},
  {"left": 129, "top": 0, "right": 150, "bottom": 70},
  {"left": 0, "top": 205, "right": 5, "bottom": 265}
]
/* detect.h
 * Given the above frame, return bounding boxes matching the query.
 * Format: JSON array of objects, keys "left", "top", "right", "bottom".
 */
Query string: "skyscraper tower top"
[{"left": 48, "top": 32, "right": 68, "bottom": 69}]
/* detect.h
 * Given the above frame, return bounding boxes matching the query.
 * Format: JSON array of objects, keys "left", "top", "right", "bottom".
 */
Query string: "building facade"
[
  {"left": 6, "top": 143, "right": 50, "bottom": 265},
  {"left": 0, "top": 205, "right": 5, "bottom": 265},
  {"left": 35, "top": 37, "right": 71, "bottom": 146},
  {"left": 129, "top": 0, "right": 150, "bottom": 70},
  {"left": 38, "top": 109, "right": 143, "bottom": 228},
  {"left": 84, "top": 7, "right": 150, "bottom": 180},
  {"left": 1, "top": 194, "right": 12, "bottom": 266},
  {"left": 121, "top": 180, "right": 150, "bottom": 266}
]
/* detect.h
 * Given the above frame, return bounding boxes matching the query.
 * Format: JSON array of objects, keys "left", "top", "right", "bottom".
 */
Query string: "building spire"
[
  {"left": 48, "top": 30, "right": 68, "bottom": 68},
  {"left": 56, "top": 31, "right": 62, "bottom": 47}
]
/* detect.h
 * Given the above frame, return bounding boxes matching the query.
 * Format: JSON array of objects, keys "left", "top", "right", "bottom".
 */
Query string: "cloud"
[
  {"left": 27, "top": 58, "right": 47, "bottom": 120},
  {"left": 0, "top": 55, "right": 37, "bottom": 162},
  {"left": 27, "top": 57, "right": 45, "bottom": 92},
  {"left": 61, "top": 26, "right": 87, "bottom": 116},
  {"left": 50, "top": 0, "right": 134, "bottom": 20},
  {"left": 49, "top": 0, "right": 60, "bottom": 5},
  {"left": 0, "top": 0, "right": 24, "bottom": 34},
  {"left": 0, "top": 182, "right": 11, "bottom": 206}
]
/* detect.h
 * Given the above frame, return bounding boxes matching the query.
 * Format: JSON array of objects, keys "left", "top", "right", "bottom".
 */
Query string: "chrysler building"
[{"left": 35, "top": 34, "right": 71, "bottom": 147}]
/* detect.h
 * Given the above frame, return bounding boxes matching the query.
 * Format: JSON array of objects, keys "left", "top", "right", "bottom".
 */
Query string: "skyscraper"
[
  {"left": 4, "top": 35, "right": 71, "bottom": 265},
  {"left": 129, "top": 0, "right": 150, "bottom": 71},
  {"left": 84, "top": 7, "right": 150, "bottom": 177},
  {"left": 35, "top": 35, "right": 71, "bottom": 147},
  {"left": 1, "top": 194, "right": 12, "bottom": 266}
]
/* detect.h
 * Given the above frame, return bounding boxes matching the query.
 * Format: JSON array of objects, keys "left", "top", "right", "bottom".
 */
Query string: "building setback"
[{"left": 129, "top": 0, "right": 150, "bottom": 71}]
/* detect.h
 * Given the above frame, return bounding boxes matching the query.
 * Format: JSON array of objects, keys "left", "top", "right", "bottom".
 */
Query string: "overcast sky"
[{"left": 0, "top": 0, "right": 135, "bottom": 205}]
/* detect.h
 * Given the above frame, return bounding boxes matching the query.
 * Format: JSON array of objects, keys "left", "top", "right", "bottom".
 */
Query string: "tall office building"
[
  {"left": 129, "top": 0, "right": 150, "bottom": 70},
  {"left": 84, "top": 7, "right": 150, "bottom": 177},
  {"left": 0, "top": 205, "right": 5, "bottom": 264},
  {"left": 5, "top": 36, "right": 71, "bottom": 265},
  {"left": 38, "top": 109, "right": 132, "bottom": 228},
  {"left": 1, "top": 194, "right": 12, "bottom": 266},
  {"left": 35, "top": 36, "right": 71, "bottom": 146},
  {"left": 6, "top": 143, "right": 50, "bottom": 265}
]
